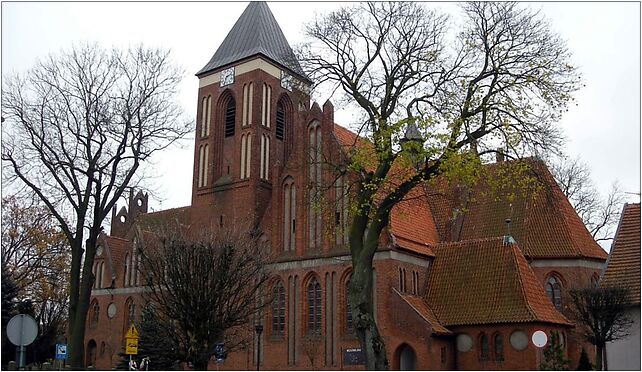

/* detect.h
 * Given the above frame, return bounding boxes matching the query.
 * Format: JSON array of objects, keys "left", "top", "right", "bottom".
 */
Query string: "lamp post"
[{"left": 254, "top": 324, "right": 263, "bottom": 370}]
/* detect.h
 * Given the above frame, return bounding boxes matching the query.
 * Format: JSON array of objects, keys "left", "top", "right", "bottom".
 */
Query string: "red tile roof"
[
  {"left": 425, "top": 237, "right": 571, "bottom": 327},
  {"left": 601, "top": 203, "right": 641, "bottom": 304},
  {"left": 390, "top": 186, "right": 439, "bottom": 257},
  {"left": 425, "top": 159, "right": 607, "bottom": 260},
  {"left": 395, "top": 289, "right": 452, "bottom": 335}
]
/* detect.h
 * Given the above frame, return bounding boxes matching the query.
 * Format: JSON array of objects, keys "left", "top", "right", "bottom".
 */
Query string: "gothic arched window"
[
  {"left": 479, "top": 333, "right": 489, "bottom": 361},
  {"left": 90, "top": 300, "right": 99, "bottom": 328},
  {"left": 224, "top": 97, "right": 236, "bottom": 137},
  {"left": 494, "top": 333, "right": 504, "bottom": 361},
  {"left": 262, "top": 83, "right": 271, "bottom": 128},
  {"left": 276, "top": 101, "right": 285, "bottom": 140},
  {"left": 242, "top": 83, "right": 253, "bottom": 127},
  {"left": 240, "top": 134, "right": 251, "bottom": 179},
  {"left": 283, "top": 179, "right": 296, "bottom": 252},
  {"left": 546, "top": 276, "right": 563, "bottom": 310},
  {"left": 260, "top": 134, "right": 270, "bottom": 180},
  {"left": 345, "top": 275, "right": 353, "bottom": 333},
  {"left": 272, "top": 281, "right": 285, "bottom": 335},
  {"left": 124, "top": 297, "right": 136, "bottom": 332},
  {"left": 306, "top": 277, "right": 322, "bottom": 335}
]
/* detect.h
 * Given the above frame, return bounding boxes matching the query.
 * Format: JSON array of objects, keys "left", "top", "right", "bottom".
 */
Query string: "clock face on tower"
[{"left": 220, "top": 67, "right": 235, "bottom": 87}]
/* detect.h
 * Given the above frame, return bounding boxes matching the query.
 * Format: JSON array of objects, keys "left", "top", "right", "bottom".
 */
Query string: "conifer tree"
[
  {"left": 540, "top": 332, "right": 571, "bottom": 371},
  {"left": 117, "top": 305, "right": 179, "bottom": 370},
  {"left": 576, "top": 347, "right": 593, "bottom": 370}
]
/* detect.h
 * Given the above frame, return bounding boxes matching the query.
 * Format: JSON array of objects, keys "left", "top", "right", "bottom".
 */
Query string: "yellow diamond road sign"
[{"left": 125, "top": 324, "right": 139, "bottom": 339}]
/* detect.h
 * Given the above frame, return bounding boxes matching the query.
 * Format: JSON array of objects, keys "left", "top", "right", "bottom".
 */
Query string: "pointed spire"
[{"left": 197, "top": 2, "right": 307, "bottom": 80}]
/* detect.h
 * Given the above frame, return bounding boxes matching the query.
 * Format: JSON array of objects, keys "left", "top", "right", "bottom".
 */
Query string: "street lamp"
[{"left": 254, "top": 324, "right": 263, "bottom": 371}]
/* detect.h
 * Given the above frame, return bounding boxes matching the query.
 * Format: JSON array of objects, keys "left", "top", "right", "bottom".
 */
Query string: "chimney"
[{"left": 496, "top": 150, "right": 505, "bottom": 163}]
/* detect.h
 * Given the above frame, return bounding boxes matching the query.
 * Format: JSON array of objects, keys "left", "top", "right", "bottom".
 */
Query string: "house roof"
[
  {"left": 396, "top": 290, "right": 452, "bottom": 335},
  {"left": 601, "top": 203, "right": 641, "bottom": 304},
  {"left": 390, "top": 186, "right": 439, "bottom": 257},
  {"left": 425, "top": 159, "right": 607, "bottom": 260},
  {"left": 196, "top": 2, "right": 307, "bottom": 79},
  {"left": 425, "top": 237, "right": 572, "bottom": 327}
]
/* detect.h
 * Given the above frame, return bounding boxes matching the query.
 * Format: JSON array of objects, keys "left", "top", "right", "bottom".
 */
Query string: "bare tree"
[
  {"left": 135, "top": 222, "right": 271, "bottom": 371},
  {"left": 299, "top": 2, "right": 581, "bottom": 368},
  {"left": 1, "top": 44, "right": 191, "bottom": 368},
  {"left": 549, "top": 156, "right": 625, "bottom": 242},
  {"left": 569, "top": 287, "right": 634, "bottom": 371}
]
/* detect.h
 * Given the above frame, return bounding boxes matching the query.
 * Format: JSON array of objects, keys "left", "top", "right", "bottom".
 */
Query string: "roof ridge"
[{"left": 509, "top": 243, "right": 539, "bottom": 322}]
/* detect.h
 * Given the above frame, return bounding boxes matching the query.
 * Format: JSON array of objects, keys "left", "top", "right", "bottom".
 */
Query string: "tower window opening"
[
  {"left": 225, "top": 99, "right": 236, "bottom": 137},
  {"left": 276, "top": 102, "right": 285, "bottom": 140}
]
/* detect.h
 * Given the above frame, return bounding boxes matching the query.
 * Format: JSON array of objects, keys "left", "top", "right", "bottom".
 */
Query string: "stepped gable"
[
  {"left": 601, "top": 203, "right": 641, "bottom": 304},
  {"left": 196, "top": 1, "right": 307, "bottom": 79},
  {"left": 425, "top": 158, "right": 607, "bottom": 260},
  {"left": 425, "top": 237, "right": 571, "bottom": 327}
]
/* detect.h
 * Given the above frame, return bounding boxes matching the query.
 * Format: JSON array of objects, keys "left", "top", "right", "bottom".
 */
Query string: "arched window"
[
  {"left": 240, "top": 134, "right": 252, "bottom": 179},
  {"left": 198, "top": 145, "right": 204, "bottom": 187},
  {"left": 308, "top": 122, "right": 322, "bottom": 250},
  {"left": 262, "top": 83, "right": 271, "bottom": 128},
  {"left": 260, "top": 134, "right": 270, "bottom": 180},
  {"left": 345, "top": 276, "right": 353, "bottom": 333},
  {"left": 124, "top": 298, "right": 136, "bottom": 331},
  {"left": 494, "top": 333, "right": 504, "bottom": 361},
  {"left": 201, "top": 97, "right": 207, "bottom": 137},
  {"left": 335, "top": 174, "right": 349, "bottom": 246},
  {"left": 224, "top": 97, "right": 236, "bottom": 137},
  {"left": 306, "top": 277, "right": 321, "bottom": 334},
  {"left": 98, "top": 262, "right": 104, "bottom": 289},
  {"left": 203, "top": 144, "right": 209, "bottom": 187},
  {"left": 86, "top": 340, "right": 97, "bottom": 368},
  {"left": 206, "top": 96, "right": 212, "bottom": 136},
  {"left": 123, "top": 253, "right": 130, "bottom": 287},
  {"left": 276, "top": 101, "right": 285, "bottom": 140},
  {"left": 90, "top": 300, "right": 99, "bottom": 328},
  {"left": 479, "top": 333, "right": 489, "bottom": 361},
  {"left": 283, "top": 179, "right": 296, "bottom": 252},
  {"left": 242, "top": 83, "right": 253, "bottom": 126},
  {"left": 545, "top": 276, "right": 563, "bottom": 310},
  {"left": 272, "top": 282, "right": 285, "bottom": 335}
]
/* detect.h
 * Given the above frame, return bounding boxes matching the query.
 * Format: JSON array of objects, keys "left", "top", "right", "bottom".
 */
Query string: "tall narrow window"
[
  {"left": 283, "top": 179, "right": 296, "bottom": 252},
  {"left": 225, "top": 98, "right": 236, "bottom": 137},
  {"left": 124, "top": 298, "right": 136, "bottom": 331},
  {"left": 198, "top": 145, "right": 205, "bottom": 187},
  {"left": 276, "top": 101, "right": 285, "bottom": 140},
  {"left": 124, "top": 253, "right": 130, "bottom": 287},
  {"left": 479, "top": 334, "right": 489, "bottom": 361},
  {"left": 90, "top": 300, "right": 99, "bottom": 328},
  {"left": 307, "top": 277, "right": 321, "bottom": 334},
  {"left": 241, "top": 135, "right": 247, "bottom": 179},
  {"left": 494, "top": 333, "right": 504, "bottom": 361},
  {"left": 98, "top": 262, "right": 104, "bottom": 289},
  {"left": 272, "top": 282, "right": 285, "bottom": 335},
  {"left": 545, "top": 276, "right": 562, "bottom": 310},
  {"left": 201, "top": 97, "right": 207, "bottom": 137},
  {"left": 309, "top": 123, "right": 322, "bottom": 250},
  {"left": 260, "top": 134, "right": 271, "bottom": 180},
  {"left": 130, "top": 248, "right": 137, "bottom": 287},
  {"left": 243, "top": 83, "right": 254, "bottom": 126},
  {"left": 206, "top": 96, "right": 211, "bottom": 136},
  {"left": 262, "top": 84, "right": 272, "bottom": 127},
  {"left": 335, "top": 175, "right": 349, "bottom": 246},
  {"left": 203, "top": 144, "right": 209, "bottom": 187},
  {"left": 345, "top": 276, "right": 353, "bottom": 333}
]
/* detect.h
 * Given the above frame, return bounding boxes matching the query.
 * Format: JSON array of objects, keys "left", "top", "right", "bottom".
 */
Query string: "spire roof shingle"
[{"left": 196, "top": 2, "right": 307, "bottom": 80}]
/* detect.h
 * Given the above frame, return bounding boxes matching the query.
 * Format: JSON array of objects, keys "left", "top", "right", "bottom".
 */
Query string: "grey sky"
[{"left": 2, "top": 2, "right": 640, "bottom": 213}]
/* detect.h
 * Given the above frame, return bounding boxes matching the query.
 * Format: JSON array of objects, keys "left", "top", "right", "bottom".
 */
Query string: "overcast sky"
[{"left": 2, "top": 1, "right": 640, "bottom": 214}]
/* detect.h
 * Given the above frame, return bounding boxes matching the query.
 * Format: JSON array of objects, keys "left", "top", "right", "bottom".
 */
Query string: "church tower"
[{"left": 191, "top": 2, "right": 312, "bottom": 227}]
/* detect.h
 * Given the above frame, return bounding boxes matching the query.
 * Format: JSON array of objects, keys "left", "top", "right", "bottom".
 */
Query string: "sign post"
[
  {"left": 6, "top": 314, "right": 38, "bottom": 370},
  {"left": 532, "top": 330, "right": 548, "bottom": 368},
  {"left": 124, "top": 324, "right": 139, "bottom": 370}
]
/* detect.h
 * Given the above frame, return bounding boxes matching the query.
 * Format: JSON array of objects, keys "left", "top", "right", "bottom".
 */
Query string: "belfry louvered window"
[
  {"left": 276, "top": 101, "right": 285, "bottom": 140},
  {"left": 225, "top": 99, "right": 236, "bottom": 137}
]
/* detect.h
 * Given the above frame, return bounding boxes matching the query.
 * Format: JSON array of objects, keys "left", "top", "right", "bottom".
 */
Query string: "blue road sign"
[{"left": 55, "top": 344, "right": 67, "bottom": 360}]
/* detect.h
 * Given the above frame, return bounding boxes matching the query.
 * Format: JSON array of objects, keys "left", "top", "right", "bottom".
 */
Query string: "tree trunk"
[
  {"left": 595, "top": 344, "right": 604, "bottom": 371},
  {"left": 349, "top": 252, "right": 389, "bottom": 370},
  {"left": 602, "top": 345, "right": 608, "bottom": 370}
]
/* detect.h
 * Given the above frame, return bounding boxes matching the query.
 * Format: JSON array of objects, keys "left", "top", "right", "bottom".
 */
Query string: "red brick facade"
[{"left": 84, "top": 3, "right": 607, "bottom": 370}]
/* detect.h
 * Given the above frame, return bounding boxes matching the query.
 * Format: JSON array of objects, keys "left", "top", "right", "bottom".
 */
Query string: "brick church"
[{"left": 85, "top": 2, "right": 607, "bottom": 370}]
